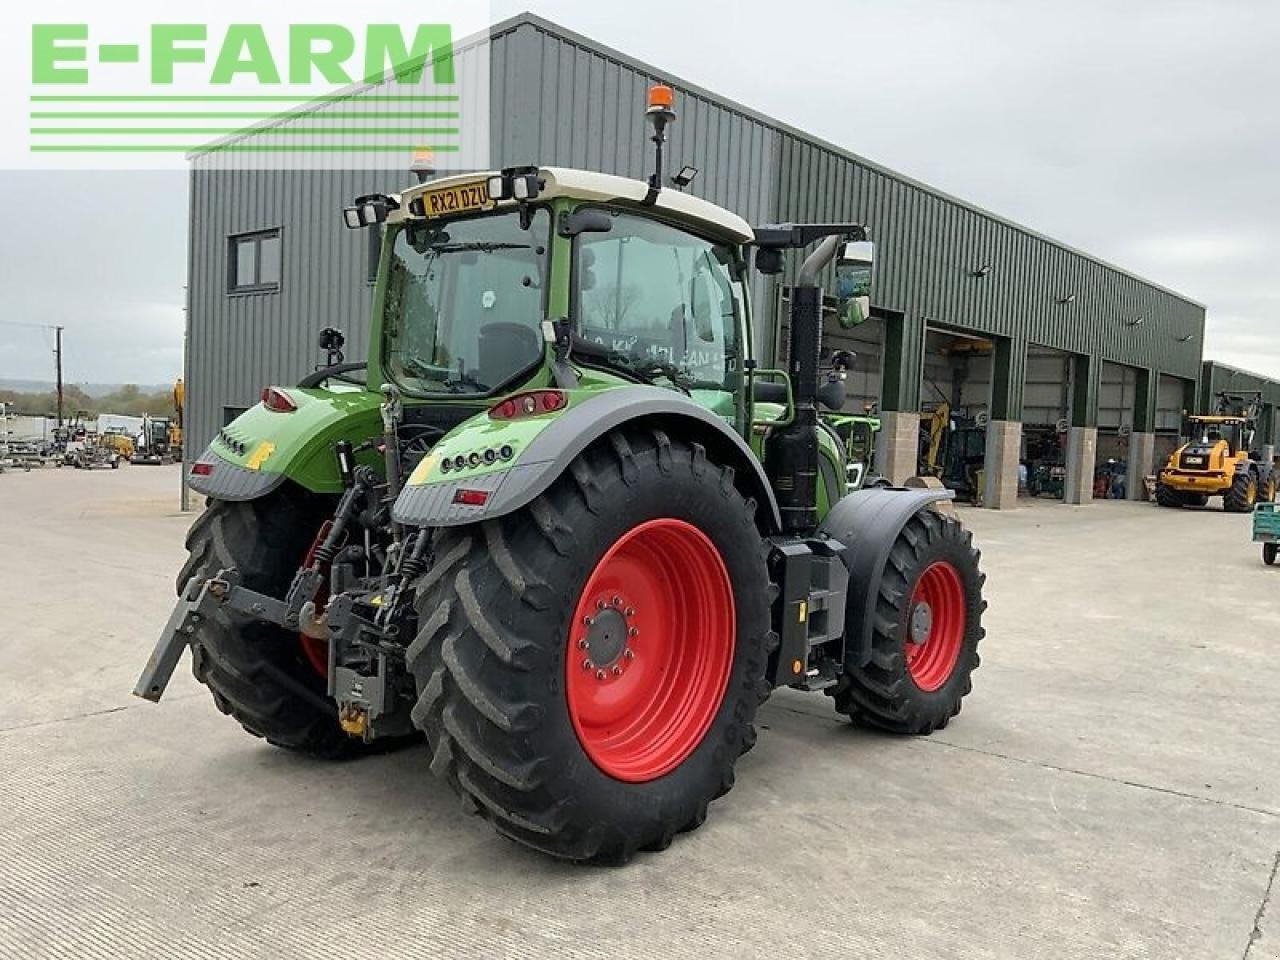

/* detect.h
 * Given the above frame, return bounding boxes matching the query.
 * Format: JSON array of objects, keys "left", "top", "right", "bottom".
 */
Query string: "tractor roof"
[{"left": 392, "top": 166, "right": 755, "bottom": 243}]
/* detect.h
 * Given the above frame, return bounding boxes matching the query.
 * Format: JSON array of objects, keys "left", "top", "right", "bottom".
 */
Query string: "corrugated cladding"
[
  {"left": 185, "top": 13, "right": 1209, "bottom": 455},
  {"left": 772, "top": 132, "right": 1205, "bottom": 374}
]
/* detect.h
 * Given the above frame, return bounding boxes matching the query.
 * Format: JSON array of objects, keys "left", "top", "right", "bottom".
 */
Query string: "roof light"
[
  {"left": 261, "top": 386, "right": 297, "bottom": 413},
  {"left": 671, "top": 165, "right": 698, "bottom": 189},
  {"left": 410, "top": 148, "right": 435, "bottom": 184},
  {"left": 343, "top": 207, "right": 362, "bottom": 229},
  {"left": 453, "top": 488, "right": 490, "bottom": 506},
  {"left": 489, "top": 390, "right": 568, "bottom": 421},
  {"left": 647, "top": 84, "right": 675, "bottom": 112}
]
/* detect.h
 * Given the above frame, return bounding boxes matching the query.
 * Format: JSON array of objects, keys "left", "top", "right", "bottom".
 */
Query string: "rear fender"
[
  {"left": 188, "top": 387, "right": 384, "bottom": 501},
  {"left": 391, "top": 385, "right": 782, "bottom": 531},
  {"left": 818, "top": 487, "right": 956, "bottom": 669}
]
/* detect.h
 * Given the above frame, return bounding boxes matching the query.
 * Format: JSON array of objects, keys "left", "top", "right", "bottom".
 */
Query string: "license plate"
[{"left": 419, "top": 181, "right": 492, "bottom": 217}]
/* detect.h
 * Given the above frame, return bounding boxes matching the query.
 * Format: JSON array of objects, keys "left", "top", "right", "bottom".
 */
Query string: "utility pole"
[{"left": 54, "top": 325, "right": 64, "bottom": 428}]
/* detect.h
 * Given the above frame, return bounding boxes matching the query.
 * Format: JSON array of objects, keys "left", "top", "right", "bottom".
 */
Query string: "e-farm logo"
[{"left": 11, "top": 4, "right": 490, "bottom": 170}]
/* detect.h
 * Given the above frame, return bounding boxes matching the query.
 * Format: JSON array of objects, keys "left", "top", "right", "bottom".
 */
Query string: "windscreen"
[{"left": 382, "top": 208, "right": 550, "bottom": 395}]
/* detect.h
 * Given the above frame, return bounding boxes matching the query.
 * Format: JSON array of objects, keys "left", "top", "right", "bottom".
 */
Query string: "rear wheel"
[
  {"left": 408, "top": 428, "right": 773, "bottom": 863},
  {"left": 178, "top": 494, "right": 360, "bottom": 759},
  {"left": 829, "top": 509, "right": 985, "bottom": 734},
  {"left": 1263, "top": 475, "right": 1278, "bottom": 503},
  {"left": 1224, "top": 472, "right": 1258, "bottom": 513},
  {"left": 1264, "top": 543, "right": 1278, "bottom": 566},
  {"left": 1156, "top": 483, "right": 1189, "bottom": 509}
]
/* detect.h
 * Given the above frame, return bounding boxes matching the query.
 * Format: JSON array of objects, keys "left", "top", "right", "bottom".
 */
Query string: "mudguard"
[
  {"left": 392, "top": 384, "right": 783, "bottom": 530},
  {"left": 818, "top": 486, "right": 956, "bottom": 669},
  {"left": 187, "top": 387, "right": 385, "bottom": 501}
]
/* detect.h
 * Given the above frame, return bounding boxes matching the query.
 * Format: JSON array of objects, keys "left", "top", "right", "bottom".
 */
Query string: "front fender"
[
  {"left": 818, "top": 487, "right": 956, "bottom": 669},
  {"left": 188, "top": 387, "right": 384, "bottom": 501},
  {"left": 391, "top": 385, "right": 782, "bottom": 530}
]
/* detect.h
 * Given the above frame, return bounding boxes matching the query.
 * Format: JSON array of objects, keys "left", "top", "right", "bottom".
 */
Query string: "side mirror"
[
  {"left": 817, "top": 376, "right": 847, "bottom": 412},
  {"left": 835, "top": 240, "right": 875, "bottom": 329},
  {"left": 559, "top": 208, "right": 614, "bottom": 238}
]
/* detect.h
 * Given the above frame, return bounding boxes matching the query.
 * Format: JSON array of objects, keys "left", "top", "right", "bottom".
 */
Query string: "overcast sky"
[{"left": 1, "top": 0, "right": 1277, "bottom": 385}]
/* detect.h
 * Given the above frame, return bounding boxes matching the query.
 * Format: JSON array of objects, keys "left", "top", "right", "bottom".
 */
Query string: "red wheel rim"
[
  {"left": 904, "top": 561, "right": 966, "bottom": 692},
  {"left": 566, "top": 518, "right": 735, "bottom": 783}
]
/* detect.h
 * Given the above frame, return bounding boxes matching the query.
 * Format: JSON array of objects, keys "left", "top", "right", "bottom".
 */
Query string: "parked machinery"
[
  {"left": 136, "top": 85, "right": 987, "bottom": 864},
  {"left": 1156, "top": 392, "right": 1276, "bottom": 512}
]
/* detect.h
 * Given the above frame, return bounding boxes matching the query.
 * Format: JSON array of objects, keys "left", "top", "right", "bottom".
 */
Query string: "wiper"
[
  {"left": 571, "top": 337, "right": 690, "bottom": 396},
  {"left": 444, "top": 372, "right": 491, "bottom": 393},
  {"left": 429, "top": 242, "right": 532, "bottom": 254}
]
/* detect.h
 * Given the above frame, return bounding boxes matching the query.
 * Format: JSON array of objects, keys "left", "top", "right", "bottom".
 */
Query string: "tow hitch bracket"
[{"left": 132, "top": 569, "right": 290, "bottom": 703}]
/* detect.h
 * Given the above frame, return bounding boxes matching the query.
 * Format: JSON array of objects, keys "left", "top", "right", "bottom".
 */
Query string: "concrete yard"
[{"left": 1, "top": 464, "right": 1277, "bottom": 960}]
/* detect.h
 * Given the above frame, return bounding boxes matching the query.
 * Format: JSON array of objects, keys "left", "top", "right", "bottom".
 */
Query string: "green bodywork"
[{"left": 206, "top": 187, "right": 876, "bottom": 521}]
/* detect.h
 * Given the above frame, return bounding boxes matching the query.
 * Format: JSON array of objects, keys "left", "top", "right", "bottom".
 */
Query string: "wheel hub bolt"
[
  {"left": 596, "top": 600, "right": 607, "bottom": 611},
  {"left": 583, "top": 615, "right": 594, "bottom": 627},
  {"left": 582, "top": 659, "right": 594, "bottom": 671},
  {"left": 625, "top": 607, "right": 635, "bottom": 617},
  {"left": 577, "top": 638, "right": 589, "bottom": 650},
  {"left": 595, "top": 669, "right": 607, "bottom": 681},
  {"left": 628, "top": 627, "right": 639, "bottom": 638},
  {"left": 624, "top": 649, "right": 635, "bottom": 660},
  {"left": 611, "top": 595, "right": 622, "bottom": 606},
  {"left": 612, "top": 665, "right": 623, "bottom": 676}
]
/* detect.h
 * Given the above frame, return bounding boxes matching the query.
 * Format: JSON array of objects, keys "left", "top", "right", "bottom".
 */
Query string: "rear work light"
[
  {"left": 488, "top": 390, "right": 567, "bottom": 421},
  {"left": 261, "top": 386, "right": 297, "bottom": 413}
]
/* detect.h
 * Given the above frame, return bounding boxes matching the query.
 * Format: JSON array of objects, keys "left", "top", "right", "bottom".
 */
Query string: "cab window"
[{"left": 573, "top": 212, "right": 741, "bottom": 391}]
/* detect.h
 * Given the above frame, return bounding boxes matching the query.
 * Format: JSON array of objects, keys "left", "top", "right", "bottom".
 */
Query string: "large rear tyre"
[
  {"left": 1224, "top": 472, "right": 1258, "bottom": 513},
  {"left": 408, "top": 428, "right": 773, "bottom": 863},
  {"left": 178, "top": 494, "right": 359, "bottom": 759},
  {"left": 829, "top": 509, "right": 985, "bottom": 734},
  {"left": 1156, "top": 483, "right": 1189, "bottom": 509}
]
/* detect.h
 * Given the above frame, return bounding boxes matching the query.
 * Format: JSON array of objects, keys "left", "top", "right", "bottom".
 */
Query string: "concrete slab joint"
[
  {"left": 983, "top": 420, "right": 1022, "bottom": 510},
  {"left": 875, "top": 411, "right": 921, "bottom": 486},
  {"left": 1064, "top": 426, "right": 1098, "bottom": 505}
]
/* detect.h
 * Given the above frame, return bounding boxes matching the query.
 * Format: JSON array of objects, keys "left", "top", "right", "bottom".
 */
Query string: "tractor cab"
[{"left": 1185, "top": 415, "right": 1247, "bottom": 456}]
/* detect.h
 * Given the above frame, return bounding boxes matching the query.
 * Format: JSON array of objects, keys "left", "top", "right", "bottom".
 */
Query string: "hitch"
[{"left": 132, "top": 569, "right": 289, "bottom": 702}]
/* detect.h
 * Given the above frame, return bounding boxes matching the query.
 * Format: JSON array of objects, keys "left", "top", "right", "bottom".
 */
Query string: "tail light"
[
  {"left": 453, "top": 488, "right": 490, "bottom": 506},
  {"left": 261, "top": 386, "right": 297, "bottom": 413},
  {"left": 489, "top": 390, "right": 567, "bottom": 421},
  {"left": 191, "top": 462, "right": 214, "bottom": 476}
]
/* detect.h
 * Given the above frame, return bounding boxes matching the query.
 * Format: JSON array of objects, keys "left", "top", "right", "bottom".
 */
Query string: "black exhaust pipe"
[{"left": 768, "top": 236, "right": 842, "bottom": 535}]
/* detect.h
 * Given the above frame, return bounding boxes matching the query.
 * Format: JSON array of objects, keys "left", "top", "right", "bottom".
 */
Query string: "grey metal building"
[{"left": 186, "top": 12, "right": 1221, "bottom": 507}]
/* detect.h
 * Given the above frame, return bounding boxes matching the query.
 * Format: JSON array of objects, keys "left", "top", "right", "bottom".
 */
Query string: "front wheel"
[
  {"left": 1265, "top": 543, "right": 1278, "bottom": 566},
  {"left": 408, "top": 428, "right": 773, "bottom": 863},
  {"left": 829, "top": 508, "right": 985, "bottom": 734},
  {"left": 1224, "top": 472, "right": 1258, "bottom": 513}
]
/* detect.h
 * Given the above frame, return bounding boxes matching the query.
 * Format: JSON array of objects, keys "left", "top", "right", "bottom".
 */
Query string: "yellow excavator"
[
  {"left": 1156, "top": 391, "right": 1276, "bottom": 512},
  {"left": 130, "top": 378, "right": 185, "bottom": 465}
]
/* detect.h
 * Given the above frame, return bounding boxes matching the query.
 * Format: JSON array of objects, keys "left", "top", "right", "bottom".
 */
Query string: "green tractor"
[{"left": 137, "top": 85, "right": 985, "bottom": 863}]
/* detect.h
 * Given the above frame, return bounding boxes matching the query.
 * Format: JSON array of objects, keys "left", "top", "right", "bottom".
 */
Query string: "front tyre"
[
  {"left": 1224, "top": 472, "right": 1258, "bottom": 513},
  {"left": 829, "top": 509, "right": 985, "bottom": 734},
  {"left": 408, "top": 429, "right": 773, "bottom": 863}
]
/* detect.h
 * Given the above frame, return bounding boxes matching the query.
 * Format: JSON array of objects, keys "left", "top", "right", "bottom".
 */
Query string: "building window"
[{"left": 228, "top": 229, "right": 282, "bottom": 294}]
